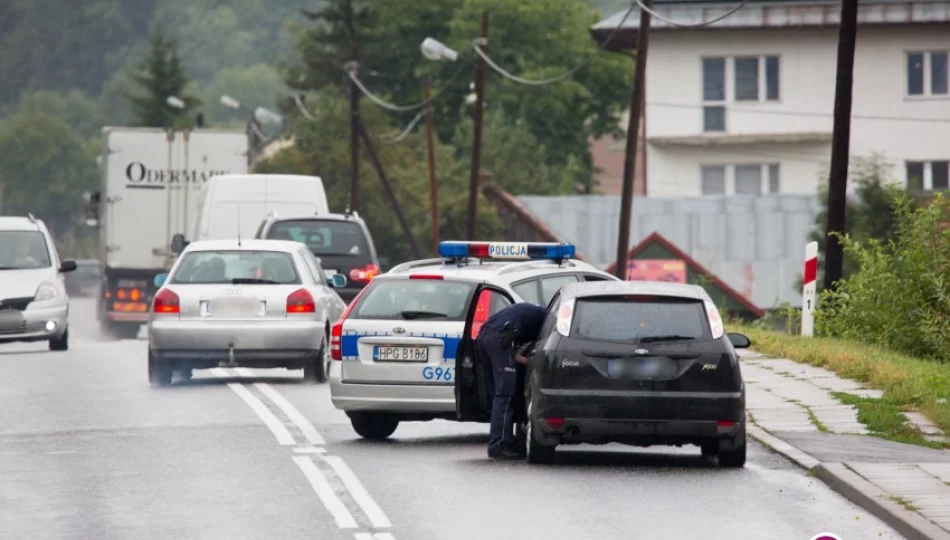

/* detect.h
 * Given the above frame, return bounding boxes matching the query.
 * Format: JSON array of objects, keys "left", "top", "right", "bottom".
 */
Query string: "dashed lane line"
[
  {"left": 354, "top": 533, "right": 397, "bottom": 540},
  {"left": 233, "top": 367, "right": 326, "bottom": 445},
  {"left": 324, "top": 455, "right": 393, "bottom": 529}
]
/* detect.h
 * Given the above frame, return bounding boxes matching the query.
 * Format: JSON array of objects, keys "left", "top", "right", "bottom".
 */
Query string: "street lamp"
[
  {"left": 421, "top": 16, "right": 489, "bottom": 241},
  {"left": 219, "top": 94, "right": 285, "bottom": 166},
  {"left": 166, "top": 95, "right": 185, "bottom": 109}
]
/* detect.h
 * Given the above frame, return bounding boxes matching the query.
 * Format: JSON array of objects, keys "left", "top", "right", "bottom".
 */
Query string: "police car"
[{"left": 327, "top": 241, "right": 620, "bottom": 440}]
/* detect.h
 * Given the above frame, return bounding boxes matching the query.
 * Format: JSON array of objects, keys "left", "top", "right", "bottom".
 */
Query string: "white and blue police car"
[{"left": 327, "top": 241, "right": 621, "bottom": 440}]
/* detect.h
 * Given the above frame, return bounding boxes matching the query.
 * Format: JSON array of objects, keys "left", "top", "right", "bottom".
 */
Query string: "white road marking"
[
  {"left": 232, "top": 367, "right": 326, "bottom": 445},
  {"left": 211, "top": 368, "right": 296, "bottom": 445},
  {"left": 293, "top": 456, "right": 359, "bottom": 529},
  {"left": 354, "top": 534, "right": 396, "bottom": 540},
  {"left": 324, "top": 455, "right": 392, "bottom": 529},
  {"left": 294, "top": 447, "right": 327, "bottom": 454}
]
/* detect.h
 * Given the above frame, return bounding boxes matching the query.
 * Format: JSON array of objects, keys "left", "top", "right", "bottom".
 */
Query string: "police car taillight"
[
  {"left": 555, "top": 298, "right": 575, "bottom": 337},
  {"left": 705, "top": 301, "right": 724, "bottom": 339},
  {"left": 330, "top": 286, "right": 369, "bottom": 361}
]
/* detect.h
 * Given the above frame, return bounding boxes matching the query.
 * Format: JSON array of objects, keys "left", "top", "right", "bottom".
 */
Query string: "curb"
[
  {"left": 747, "top": 423, "right": 820, "bottom": 470},
  {"left": 815, "top": 463, "right": 950, "bottom": 540}
]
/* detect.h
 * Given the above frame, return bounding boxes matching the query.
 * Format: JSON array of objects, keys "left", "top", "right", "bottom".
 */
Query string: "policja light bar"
[{"left": 437, "top": 241, "right": 576, "bottom": 261}]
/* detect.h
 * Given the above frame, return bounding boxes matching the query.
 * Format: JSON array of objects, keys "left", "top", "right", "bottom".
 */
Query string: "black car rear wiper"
[
  {"left": 400, "top": 310, "right": 448, "bottom": 320},
  {"left": 638, "top": 335, "right": 696, "bottom": 343},
  {"left": 230, "top": 278, "right": 279, "bottom": 284}
]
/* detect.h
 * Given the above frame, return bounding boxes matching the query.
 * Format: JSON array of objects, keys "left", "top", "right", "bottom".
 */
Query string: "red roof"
[{"left": 604, "top": 232, "right": 765, "bottom": 317}]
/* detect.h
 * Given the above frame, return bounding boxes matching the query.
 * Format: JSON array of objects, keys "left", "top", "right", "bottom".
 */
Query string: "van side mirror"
[
  {"left": 329, "top": 274, "right": 347, "bottom": 288},
  {"left": 59, "top": 260, "right": 78, "bottom": 273},
  {"left": 171, "top": 234, "right": 188, "bottom": 254},
  {"left": 727, "top": 332, "right": 751, "bottom": 349},
  {"left": 154, "top": 273, "right": 168, "bottom": 288}
]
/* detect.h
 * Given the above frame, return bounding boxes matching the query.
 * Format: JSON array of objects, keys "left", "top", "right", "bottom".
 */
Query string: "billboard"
[{"left": 626, "top": 259, "right": 687, "bottom": 283}]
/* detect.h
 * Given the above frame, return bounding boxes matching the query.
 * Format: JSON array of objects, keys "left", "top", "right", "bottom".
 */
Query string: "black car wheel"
[
  {"left": 717, "top": 423, "right": 747, "bottom": 468},
  {"left": 349, "top": 412, "right": 399, "bottom": 441},
  {"left": 49, "top": 328, "right": 69, "bottom": 351},
  {"left": 525, "top": 394, "right": 556, "bottom": 464},
  {"left": 148, "top": 351, "right": 173, "bottom": 387}
]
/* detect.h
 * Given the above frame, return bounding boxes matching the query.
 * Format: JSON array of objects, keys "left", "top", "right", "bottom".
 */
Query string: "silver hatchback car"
[
  {"left": 147, "top": 239, "right": 348, "bottom": 387},
  {"left": 0, "top": 215, "right": 77, "bottom": 351}
]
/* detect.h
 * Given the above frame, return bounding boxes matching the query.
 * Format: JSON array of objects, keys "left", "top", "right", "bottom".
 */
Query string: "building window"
[
  {"left": 768, "top": 164, "right": 780, "bottom": 193},
  {"left": 702, "top": 57, "right": 726, "bottom": 132},
  {"left": 701, "top": 165, "right": 726, "bottom": 194},
  {"left": 701, "top": 164, "right": 780, "bottom": 195},
  {"left": 906, "top": 161, "right": 950, "bottom": 191},
  {"left": 765, "top": 56, "right": 780, "bottom": 100},
  {"left": 735, "top": 165, "right": 762, "bottom": 194},
  {"left": 734, "top": 56, "right": 780, "bottom": 102},
  {"left": 907, "top": 51, "right": 950, "bottom": 97}
]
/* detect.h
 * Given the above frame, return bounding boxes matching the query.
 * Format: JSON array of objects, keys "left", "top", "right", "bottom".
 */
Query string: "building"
[
  {"left": 589, "top": 113, "right": 647, "bottom": 195},
  {"left": 590, "top": 0, "right": 950, "bottom": 197}
]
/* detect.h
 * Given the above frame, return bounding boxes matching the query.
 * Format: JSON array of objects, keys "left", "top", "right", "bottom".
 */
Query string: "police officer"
[{"left": 475, "top": 302, "right": 548, "bottom": 459}]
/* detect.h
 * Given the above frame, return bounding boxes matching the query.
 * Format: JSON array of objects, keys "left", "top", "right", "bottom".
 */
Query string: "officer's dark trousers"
[{"left": 476, "top": 328, "right": 517, "bottom": 455}]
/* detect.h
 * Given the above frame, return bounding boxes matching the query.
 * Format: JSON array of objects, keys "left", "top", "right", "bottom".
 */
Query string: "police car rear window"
[
  {"left": 350, "top": 279, "right": 477, "bottom": 321},
  {"left": 571, "top": 295, "right": 709, "bottom": 343}
]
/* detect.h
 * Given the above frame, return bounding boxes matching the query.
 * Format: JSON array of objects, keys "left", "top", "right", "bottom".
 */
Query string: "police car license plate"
[{"left": 374, "top": 346, "right": 429, "bottom": 362}]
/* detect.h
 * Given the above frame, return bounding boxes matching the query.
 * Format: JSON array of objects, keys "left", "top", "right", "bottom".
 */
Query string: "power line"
[
  {"left": 648, "top": 100, "right": 950, "bottom": 124},
  {"left": 346, "top": 62, "right": 470, "bottom": 112},
  {"left": 471, "top": 1, "right": 637, "bottom": 86},
  {"left": 382, "top": 110, "right": 427, "bottom": 143},
  {"left": 634, "top": 0, "right": 753, "bottom": 28}
]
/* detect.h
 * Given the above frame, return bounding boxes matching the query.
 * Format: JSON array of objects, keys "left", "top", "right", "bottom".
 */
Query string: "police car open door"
[{"left": 455, "top": 285, "right": 515, "bottom": 422}]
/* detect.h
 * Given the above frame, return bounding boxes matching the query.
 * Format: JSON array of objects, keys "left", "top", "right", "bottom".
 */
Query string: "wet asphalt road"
[{"left": 0, "top": 298, "right": 905, "bottom": 540}]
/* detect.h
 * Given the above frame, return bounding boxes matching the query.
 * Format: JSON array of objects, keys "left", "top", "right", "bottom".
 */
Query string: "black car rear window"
[
  {"left": 571, "top": 295, "right": 709, "bottom": 343},
  {"left": 267, "top": 220, "right": 370, "bottom": 257},
  {"left": 350, "top": 279, "right": 477, "bottom": 321}
]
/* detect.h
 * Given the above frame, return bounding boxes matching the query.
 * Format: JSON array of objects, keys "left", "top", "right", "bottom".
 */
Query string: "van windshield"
[
  {"left": 268, "top": 220, "right": 370, "bottom": 257},
  {"left": 0, "top": 231, "right": 52, "bottom": 269}
]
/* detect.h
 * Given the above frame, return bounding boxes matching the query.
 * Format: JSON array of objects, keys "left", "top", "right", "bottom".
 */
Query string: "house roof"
[
  {"left": 591, "top": 0, "right": 950, "bottom": 49},
  {"left": 603, "top": 231, "right": 766, "bottom": 317}
]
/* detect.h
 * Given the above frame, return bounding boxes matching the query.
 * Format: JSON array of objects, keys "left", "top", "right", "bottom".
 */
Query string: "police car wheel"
[{"left": 349, "top": 412, "right": 399, "bottom": 441}]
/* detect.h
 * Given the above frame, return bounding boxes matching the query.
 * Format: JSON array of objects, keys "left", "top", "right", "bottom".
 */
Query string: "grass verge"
[
  {"left": 731, "top": 324, "right": 950, "bottom": 439},
  {"left": 833, "top": 392, "right": 947, "bottom": 449}
]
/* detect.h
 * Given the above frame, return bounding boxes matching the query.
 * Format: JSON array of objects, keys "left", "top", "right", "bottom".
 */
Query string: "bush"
[{"left": 816, "top": 190, "right": 950, "bottom": 361}]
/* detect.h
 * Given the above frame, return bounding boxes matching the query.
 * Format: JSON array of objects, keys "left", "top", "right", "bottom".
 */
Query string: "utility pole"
[
  {"left": 614, "top": 0, "right": 652, "bottom": 280},
  {"left": 467, "top": 11, "right": 490, "bottom": 241},
  {"left": 823, "top": 0, "right": 859, "bottom": 292},
  {"left": 346, "top": 61, "right": 362, "bottom": 213},
  {"left": 423, "top": 74, "right": 440, "bottom": 254},
  {"left": 357, "top": 119, "right": 423, "bottom": 259}
]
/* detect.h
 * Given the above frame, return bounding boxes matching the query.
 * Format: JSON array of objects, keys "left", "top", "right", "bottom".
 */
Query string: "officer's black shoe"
[{"left": 488, "top": 448, "right": 523, "bottom": 460}]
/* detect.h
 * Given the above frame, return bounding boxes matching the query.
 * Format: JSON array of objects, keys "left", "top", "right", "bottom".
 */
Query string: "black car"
[
  {"left": 454, "top": 280, "right": 751, "bottom": 466},
  {"left": 255, "top": 212, "right": 380, "bottom": 304}
]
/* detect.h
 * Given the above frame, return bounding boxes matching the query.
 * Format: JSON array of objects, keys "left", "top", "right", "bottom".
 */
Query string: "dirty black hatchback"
[{"left": 517, "top": 280, "right": 751, "bottom": 466}]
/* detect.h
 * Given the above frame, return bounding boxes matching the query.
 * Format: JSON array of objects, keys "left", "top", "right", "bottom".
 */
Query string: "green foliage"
[
  {"left": 816, "top": 191, "right": 950, "bottom": 361},
  {"left": 128, "top": 23, "right": 201, "bottom": 128},
  {"left": 0, "top": 110, "right": 99, "bottom": 235},
  {"left": 285, "top": 0, "right": 631, "bottom": 195},
  {"left": 802, "top": 153, "right": 903, "bottom": 292}
]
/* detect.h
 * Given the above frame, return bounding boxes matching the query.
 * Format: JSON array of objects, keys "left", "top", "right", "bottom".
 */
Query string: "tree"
[
  {"left": 284, "top": 0, "right": 631, "bottom": 195},
  {"left": 803, "top": 153, "right": 903, "bottom": 291},
  {"left": 128, "top": 23, "right": 200, "bottom": 128},
  {"left": 0, "top": 110, "right": 99, "bottom": 237}
]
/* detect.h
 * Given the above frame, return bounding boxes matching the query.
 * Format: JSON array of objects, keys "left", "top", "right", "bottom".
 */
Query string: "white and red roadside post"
[{"left": 801, "top": 241, "right": 818, "bottom": 337}]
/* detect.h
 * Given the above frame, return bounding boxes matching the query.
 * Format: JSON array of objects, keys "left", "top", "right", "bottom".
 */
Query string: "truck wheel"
[
  {"left": 148, "top": 351, "right": 173, "bottom": 387},
  {"left": 49, "top": 328, "right": 69, "bottom": 351},
  {"left": 349, "top": 412, "right": 399, "bottom": 440}
]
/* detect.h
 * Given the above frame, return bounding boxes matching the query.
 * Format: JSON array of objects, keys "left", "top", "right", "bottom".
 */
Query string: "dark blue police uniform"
[{"left": 475, "top": 302, "right": 547, "bottom": 458}]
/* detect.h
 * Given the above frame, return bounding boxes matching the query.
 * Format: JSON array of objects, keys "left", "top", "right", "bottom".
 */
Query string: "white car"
[
  {"left": 328, "top": 241, "right": 621, "bottom": 440},
  {"left": 0, "top": 215, "right": 77, "bottom": 351},
  {"left": 147, "top": 239, "right": 347, "bottom": 387}
]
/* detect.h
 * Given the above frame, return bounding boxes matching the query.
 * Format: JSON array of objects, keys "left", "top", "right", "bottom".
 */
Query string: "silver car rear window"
[
  {"left": 170, "top": 250, "right": 301, "bottom": 285},
  {"left": 350, "top": 279, "right": 477, "bottom": 321}
]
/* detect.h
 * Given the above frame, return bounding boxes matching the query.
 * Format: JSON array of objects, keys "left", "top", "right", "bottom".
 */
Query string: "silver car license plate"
[{"left": 203, "top": 299, "right": 265, "bottom": 318}]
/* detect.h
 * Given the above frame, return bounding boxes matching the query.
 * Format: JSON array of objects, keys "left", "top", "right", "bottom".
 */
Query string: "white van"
[{"left": 188, "top": 174, "right": 329, "bottom": 243}]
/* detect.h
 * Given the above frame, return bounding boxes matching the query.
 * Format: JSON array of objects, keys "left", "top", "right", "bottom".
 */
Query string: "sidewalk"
[{"left": 739, "top": 348, "right": 950, "bottom": 540}]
